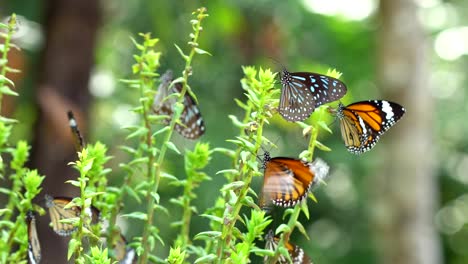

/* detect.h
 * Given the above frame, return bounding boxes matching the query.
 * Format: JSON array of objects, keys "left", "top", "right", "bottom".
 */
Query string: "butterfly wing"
[
  {"left": 264, "top": 230, "right": 312, "bottom": 264},
  {"left": 45, "top": 195, "right": 100, "bottom": 236},
  {"left": 26, "top": 211, "right": 41, "bottom": 264},
  {"left": 153, "top": 70, "right": 205, "bottom": 139},
  {"left": 279, "top": 70, "right": 347, "bottom": 122},
  {"left": 171, "top": 81, "right": 206, "bottom": 139},
  {"left": 279, "top": 70, "right": 317, "bottom": 121},
  {"left": 260, "top": 157, "right": 315, "bottom": 209},
  {"left": 338, "top": 100, "right": 406, "bottom": 154},
  {"left": 67, "top": 111, "right": 85, "bottom": 151},
  {"left": 153, "top": 70, "right": 176, "bottom": 123},
  {"left": 45, "top": 195, "right": 80, "bottom": 236}
]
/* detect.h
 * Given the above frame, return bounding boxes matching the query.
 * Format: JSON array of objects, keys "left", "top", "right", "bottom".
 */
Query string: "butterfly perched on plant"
[
  {"left": 153, "top": 70, "right": 205, "bottom": 139},
  {"left": 264, "top": 230, "right": 312, "bottom": 264},
  {"left": 259, "top": 152, "right": 329, "bottom": 210},
  {"left": 278, "top": 68, "right": 347, "bottom": 122},
  {"left": 67, "top": 111, "right": 85, "bottom": 151},
  {"left": 26, "top": 211, "right": 41, "bottom": 264},
  {"left": 329, "top": 100, "right": 406, "bottom": 154},
  {"left": 45, "top": 195, "right": 100, "bottom": 236}
]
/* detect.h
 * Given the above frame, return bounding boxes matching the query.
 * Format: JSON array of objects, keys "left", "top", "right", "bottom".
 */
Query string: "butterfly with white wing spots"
[
  {"left": 153, "top": 70, "right": 205, "bottom": 139},
  {"left": 329, "top": 100, "right": 406, "bottom": 154},
  {"left": 279, "top": 68, "right": 347, "bottom": 122}
]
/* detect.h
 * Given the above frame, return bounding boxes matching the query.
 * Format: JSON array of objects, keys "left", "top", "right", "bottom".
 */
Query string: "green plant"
[{"left": 0, "top": 8, "right": 338, "bottom": 264}]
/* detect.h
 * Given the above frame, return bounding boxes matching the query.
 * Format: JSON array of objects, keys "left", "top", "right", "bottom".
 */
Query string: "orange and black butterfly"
[
  {"left": 45, "top": 195, "right": 100, "bottom": 236},
  {"left": 26, "top": 211, "right": 41, "bottom": 264},
  {"left": 153, "top": 70, "right": 205, "bottom": 139},
  {"left": 259, "top": 152, "right": 329, "bottom": 210},
  {"left": 264, "top": 230, "right": 312, "bottom": 264},
  {"left": 329, "top": 100, "right": 406, "bottom": 154}
]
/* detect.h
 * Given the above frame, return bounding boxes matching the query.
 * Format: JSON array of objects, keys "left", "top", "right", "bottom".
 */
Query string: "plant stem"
[
  {"left": 270, "top": 109, "right": 323, "bottom": 264},
  {"left": 139, "top": 8, "right": 207, "bottom": 264}
]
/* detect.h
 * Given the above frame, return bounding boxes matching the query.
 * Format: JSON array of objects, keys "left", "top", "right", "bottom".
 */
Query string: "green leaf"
[
  {"left": 315, "top": 140, "right": 332, "bottom": 152},
  {"left": 295, "top": 221, "right": 309, "bottom": 239},
  {"left": 126, "top": 127, "right": 148, "bottom": 139},
  {"left": 317, "top": 120, "right": 333, "bottom": 134},
  {"left": 228, "top": 115, "right": 249, "bottom": 128},
  {"left": 161, "top": 172, "right": 178, "bottom": 181},
  {"left": 165, "top": 141, "right": 181, "bottom": 154},
  {"left": 67, "top": 238, "right": 79, "bottom": 260},
  {"left": 0, "top": 85, "right": 18, "bottom": 96},
  {"left": 194, "top": 47, "right": 212, "bottom": 56},
  {"left": 0, "top": 76, "right": 15, "bottom": 86},
  {"left": 0, "top": 116, "right": 18, "bottom": 124},
  {"left": 153, "top": 126, "right": 170, "bottom": 137},
  {"left": 193, "top": 231, "right": 221, "bottom": 240},
  {"left": 216, "top": 169, "right": 238, "bottom": 175},
  {"left": 276, "top": 224, "right": 291, "bottom": 234},
  {"left": 174, "top": 44, "right": 189, "bottom": 61},
  {"left": 121, "top": 212, "right": 148, "bottom": 221},
  {"left": 199, "top": 214, "right": 223, "bottom": 224},
  {"left": 220, "top": 181, "right": 245, "bottom": 192}
]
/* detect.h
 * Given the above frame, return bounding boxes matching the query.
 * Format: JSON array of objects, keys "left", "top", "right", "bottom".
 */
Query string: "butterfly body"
[
  {"left": 260, "top": 152, "right": 329, "bottom": 209},
  {"left": 153, "top": 70, "right": 205, "bottom": 139},
  {"left": 264, "top": 230, "right": 312, "bottom": 264},
  {"left": 334, "top": 100, "right": 406, "bottom": 154},
  {"left": 279, "top": 69, "right": 347, "bottom": 122}
]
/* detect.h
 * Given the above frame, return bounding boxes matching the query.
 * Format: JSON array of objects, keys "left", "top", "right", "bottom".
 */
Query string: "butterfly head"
[{"left": 280, "top": 69, "right": 291, "bottom": 85}]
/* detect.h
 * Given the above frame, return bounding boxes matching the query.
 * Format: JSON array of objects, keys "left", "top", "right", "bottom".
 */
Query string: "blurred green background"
[{"left": 2, "top": 0, "right": 468, "bottom": 263}]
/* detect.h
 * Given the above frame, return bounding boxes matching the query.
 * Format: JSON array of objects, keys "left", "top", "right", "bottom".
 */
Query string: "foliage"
[{"left": 0, "top": 5, "right": 380, "bottom": 264}]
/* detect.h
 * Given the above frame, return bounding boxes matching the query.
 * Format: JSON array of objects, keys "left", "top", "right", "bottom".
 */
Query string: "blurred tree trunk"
[
  {"left": 29, "top": 0, "right": 100, "bottom": 262},
  {"left": 372, "top": 1, "right": 441, "bottom": 264}
]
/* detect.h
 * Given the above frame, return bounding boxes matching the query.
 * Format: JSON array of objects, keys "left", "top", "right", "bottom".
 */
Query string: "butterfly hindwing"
[
  {"left": 153, "top": 70, "right": 205, "bottom": 139},
  {"left": 279, "top": 69, "right": 347, "bottom": 122},
  {"left": 264, "top": 230, "right": 312, "bottom": 264},
  {"left": 335, "top": 100, "right": 406, "bottom": 154}
]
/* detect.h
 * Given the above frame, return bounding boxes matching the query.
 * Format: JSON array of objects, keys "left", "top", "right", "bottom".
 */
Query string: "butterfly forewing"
[
  {"left": 260, "top": 152, "right": 329, "bottom": 209},
  {"left": 26, "top": 211, "right": 41, "bottom": 264},
  {"left": 153, "top": 70, "right": 205, "bottom": 139},
  {"left": 336, "top": 100, "right": 406, "bottom": 154},
  {"left": 279, "top": 69, "right": 347, "bottom": 122}
]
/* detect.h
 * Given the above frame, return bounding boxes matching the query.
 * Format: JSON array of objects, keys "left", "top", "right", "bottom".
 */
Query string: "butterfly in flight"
[
  {"left": 45, "top": 195, "right": 100, "bottom": 236},
  {"left": 259, "top": 152, "right": 329, "bottom": 210},
  {"left": 153, "top": 70, "right": 205, "bottom": 139},
  {"left": 329, "top": 100, "right": 406, "bottom": 154},
  {"left": 278, "top": 68, "right": 347, "bottom": 122},
  {"left": 26, "top": 211, "right": 41, "bottom": 264},
  {"left": 264, "top": 230, "right": 312, "bottom": 264}
]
